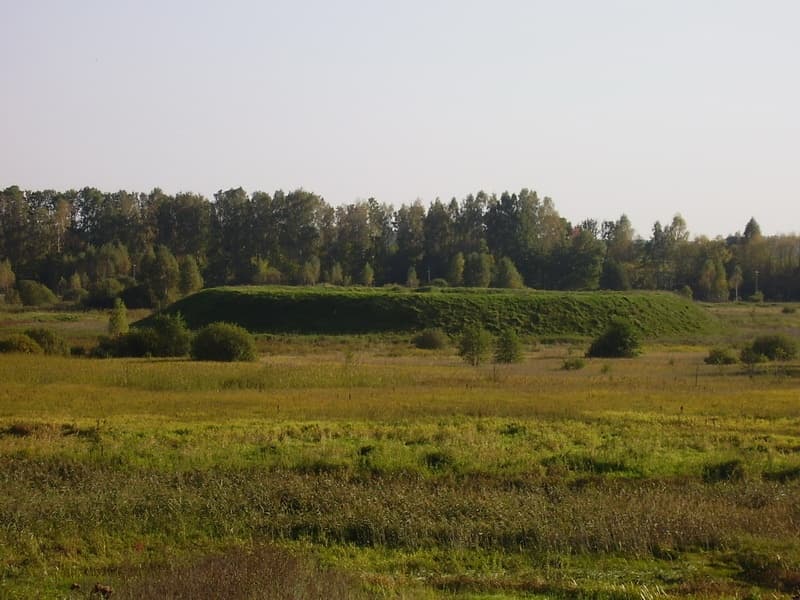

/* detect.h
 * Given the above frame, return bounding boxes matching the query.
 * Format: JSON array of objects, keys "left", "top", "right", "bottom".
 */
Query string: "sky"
[{"left": 2, "top": 0, "right": 799, "bottom": 239}]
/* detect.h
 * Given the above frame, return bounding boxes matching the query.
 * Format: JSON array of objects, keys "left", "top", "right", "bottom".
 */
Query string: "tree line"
[{"left": 0, "top": 184, "right": 798, "bottom": 307}]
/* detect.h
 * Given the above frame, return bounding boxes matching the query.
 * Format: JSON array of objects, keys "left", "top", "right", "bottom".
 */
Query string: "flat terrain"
[{"left": 0, "top": 302, "right": 799, "bottom": 598}]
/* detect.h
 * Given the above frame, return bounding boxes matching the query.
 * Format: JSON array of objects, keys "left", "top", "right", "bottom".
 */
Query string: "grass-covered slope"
[{"left": 152, "top": 286, "right": 717, "bottom": 337}]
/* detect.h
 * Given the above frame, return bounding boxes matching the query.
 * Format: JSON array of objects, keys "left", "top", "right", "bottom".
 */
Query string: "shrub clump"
[
  {"left": 0, "top": 333, "right": 44, "bottom": 354},
  {"left": 24, "top": 328, "right": 69, "bottom": 356},
  {"left": 562, "top": 357, "right": 586, "bottom": 370},
  {"left": 494, "top": 329, "right": 523, "bottom": 363},
  {"left": 702, "top": 459, "right": 745, "bottom": 483},
  {"left": 94, "top": 313, "right": 191, "bottom": 358},
  {"left": 586, "top": 318, "right": 640, "bottom": 358},
  {"left": 191, "top": 322, "right": 257, "bottom": 362},
  {"left": 17, "top": 280, "right": 58, "bottom": 306},
  {"left": 748, "top": 334, "right": 797, "bottom": 361},
  {"left": 704, "top": 347, "right": 738, "bottom": 365},
  {"left": 412, "top": 328, "right": 449, "bottom": 350},
  {"left": 457, "top": 325, "right": 492, "bottom": 366}
]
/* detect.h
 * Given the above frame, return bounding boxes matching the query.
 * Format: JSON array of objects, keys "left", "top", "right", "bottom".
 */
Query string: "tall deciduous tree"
[
  {"left": 178, "top": 255, "right": 204, "bottom": 296},
  {"left": 493, "top": 257, "right": 524, "bottom": 289},
  {"left": 0, "top": 259, "right": 15, "bottom": 296},
  {"left": 463, "top": 252, "right": 493, "bottom": 287},
  {"left": 141, "top": 245, "right": 180, "bottom": 308}
]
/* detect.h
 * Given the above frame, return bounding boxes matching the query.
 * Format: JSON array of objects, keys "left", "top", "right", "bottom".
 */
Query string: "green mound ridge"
[{"left": 144, "top": 286, "right": 717, "bottom": 338}]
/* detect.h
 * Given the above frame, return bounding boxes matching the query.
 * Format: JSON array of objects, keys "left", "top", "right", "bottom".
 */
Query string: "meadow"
[{"left": 0, "top": 301, "right": 799, "bottom": 599}]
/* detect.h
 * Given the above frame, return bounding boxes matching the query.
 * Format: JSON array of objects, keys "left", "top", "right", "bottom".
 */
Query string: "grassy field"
[{"left": 1, "top": 301, "right": 799, "bottom": 598}]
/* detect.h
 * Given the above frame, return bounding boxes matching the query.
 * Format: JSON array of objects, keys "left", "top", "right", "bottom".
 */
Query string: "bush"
[
  {"left": 704, "top": 347, "right": 738, "bottom": 365},
  {"left": 17, "top": 280, "right": 57, "bottom": 306},
  {"left": 740, "top": 344, "right": 768, "bottom": 369},
  {"left": 750, "top": 334, "right": 797, "bottom": 361},
  {"left": 147, "top": 313, "right": 192, "bottom": 357},
  {"left": 430, "top": 278, "right": 449, "bottom": 288},
  {"left": 702, "top": 459, "right": 745, "bottom": 483},
  {"left": 749, "top": 291, "right": 764, "bottom": 303},
  {"left": 412, "top": 328, "right": 449, "bottom": 350},
  {"left": 24, "top": 328, "right": 69, "bottom": 356},
  {"left": 457, "top": 325, "right": 493, "bottom": 366},
  {"left": 586, "top": 318, "right": 640, "bottom": 358},
  {"left": 494, "top": 329, "right": 523, "bottom": 363},
  {"left": 191, "top": 322, "right": 257, "bottom": 362},
  {"left": 85, "top": 278, "right": 125, "bottom": 308},
  {"left": 0, "top": 334, "right": 43, "bottom": 354},
  {"left": 562, "top": 357, "right": 586, "bottom": 370},
  {"left": 782, "top": 306, "right": 797, "bottom": 314},
  {"left": 94, "top": 313, "right": 191, "bottom": 358}
]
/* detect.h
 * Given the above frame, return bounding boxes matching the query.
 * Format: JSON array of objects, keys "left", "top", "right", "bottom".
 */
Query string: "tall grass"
[{"left": 1, "top": 303, "right": 799, "bottom": 598}]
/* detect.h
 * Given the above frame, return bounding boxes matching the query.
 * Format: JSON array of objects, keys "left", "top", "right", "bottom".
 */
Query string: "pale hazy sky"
[{"left": 2, "top": 1, "right": 798, "bottom": 238}]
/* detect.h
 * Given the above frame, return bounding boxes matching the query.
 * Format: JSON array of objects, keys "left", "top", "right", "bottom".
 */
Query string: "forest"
[{"left": 1, "top": 184, "right": 798, "bottom": 308}]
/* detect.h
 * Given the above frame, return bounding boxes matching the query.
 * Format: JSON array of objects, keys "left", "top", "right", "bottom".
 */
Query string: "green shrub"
[
  {"left": 704, "top": 347, "right": 738, "bottom": 365},
  {"left": 147, "top": 313, "right": 192, "bottom": 357},
  {"left": 562, "top": 357, "right": 586, "bottom": 370},
  {"left": 457, "top": 325, "right": 492, "bottom": 366},
  {"left": 191, "top": 322, "right": 257, "bottom": 362},
  {"left": 494, "top": 329, "right": 523, "bottom": 363},
  {"left": 85, "top": 278, "right": 124, "bottom": 308},
  {"left": 750, "top": 334, "right": 797, "bottom": 361},
  {"left": 586, "top": 318, "right": 640, "bottom": 358},
  {"left": 702, "top": 459, "right": 745, "bottom": 483},
  {"left": 23, "top": 328, "right": 69, "bottom": 356},
  {"left": 17, "top": 280, "right": 57, "bottom": 306},
  {"left": 430, "top": 278, "right": 449, "bottom": 287},
  {"left": 93, "top": 313, "right": 191, "bottom": 358},
  {"left": 749, "top": 291, "right": 764, "bottom": 303},
  {"left": 412, "top": 328, "right": 449, "bottom": 350},
  {"left": 782, "top": 306, "right": 797, "bottom": 314},
  {"left": 740, "top": 344, "right": 768, "bottom": 368},
  {"left": 108, "top": 298, "right": 129, "bottom": 336},
  {"left": 0, "top": 334, "right": 43, "bottom": 354}
]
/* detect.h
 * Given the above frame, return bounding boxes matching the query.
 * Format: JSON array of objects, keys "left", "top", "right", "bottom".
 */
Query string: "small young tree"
[
  {"left": 729, "top": 265, "right": 743, "bottom": 302},
  {"left": 458, "top": 325, "right": 492, "bottom": 366},
  {"left": 303, "top": 257, "right": 321, "bottom": 285},
  {"left": 108, "top": 298, "right": 129, "bottom": 336},
  {"left": 0, "top": 259, "right": 15, "bottom": 297},
  {"left": 360, "top": 262, "right": 375, "bottom": 287},
  {"left": 406, "top": 266, "right": 420, "bottom": 288},
  {"left": 494, "top": 328, "right": 523, "bottom": 363},
  {"left": 447, "top": 252, "right": 465, "bottom": 287},
  {"left": 328, "top": 262, "right": 344, "bottom": 285}
]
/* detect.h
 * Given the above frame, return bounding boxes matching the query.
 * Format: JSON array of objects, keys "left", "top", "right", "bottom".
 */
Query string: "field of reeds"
[{"left": 1, "top": 301, "right": 799, "bottom": 598}]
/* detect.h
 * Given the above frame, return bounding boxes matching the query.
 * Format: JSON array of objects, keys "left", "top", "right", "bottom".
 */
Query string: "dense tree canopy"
[{"left": 1, "top": 184, "right": 798, "bottom": 306}]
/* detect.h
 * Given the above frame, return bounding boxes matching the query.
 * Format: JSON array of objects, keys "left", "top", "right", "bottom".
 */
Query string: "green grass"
[
  {"left": 147, "top": 286, "right": 719, "bottom": 337},
  {"left": 1, "top": 302, "right": 799, "bottom": 598}
]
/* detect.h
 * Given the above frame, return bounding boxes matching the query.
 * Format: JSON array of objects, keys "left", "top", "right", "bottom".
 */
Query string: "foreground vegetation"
[{"left": 0, "top": 302, "right": 799, "bottom": 598}]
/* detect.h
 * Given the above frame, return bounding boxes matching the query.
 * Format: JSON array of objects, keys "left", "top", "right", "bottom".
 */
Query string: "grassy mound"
[{"left": 147, "top": 286, "right": 717, "bottom": 338}]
